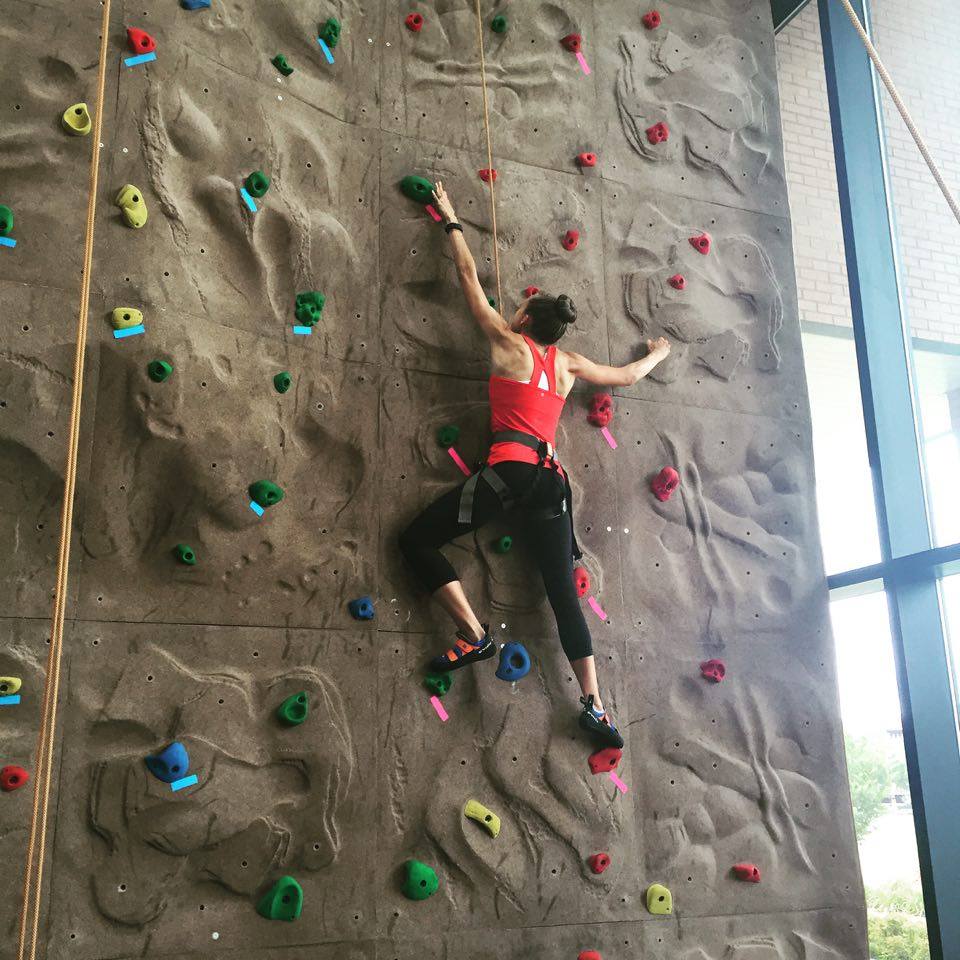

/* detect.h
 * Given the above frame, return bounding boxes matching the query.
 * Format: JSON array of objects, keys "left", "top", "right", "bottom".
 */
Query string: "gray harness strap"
[{"left": 458, "top": 464, "right": 513, "bottom": 524}]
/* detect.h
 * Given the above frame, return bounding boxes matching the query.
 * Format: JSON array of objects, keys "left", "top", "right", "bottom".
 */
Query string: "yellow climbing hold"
[
  {"left": 62, "top": 102, "right": 91, "bottom": 136},
  {"left": 0, "top": 677, "right": 22, "bottom": 696},
  {"left": 463, "top": 798, "right": 501, "bottom": 838},
  {"left": 111, "top": 307, "right": 144, "bottom": 330},
  {"left": 114, "top": 183, "right": 148, "bottom": 229},
  {"left": 646, "top": 883, "right": 672, "bottom": 915}
]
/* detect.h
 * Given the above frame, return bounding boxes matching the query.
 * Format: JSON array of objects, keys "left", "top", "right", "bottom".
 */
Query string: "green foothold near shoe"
[
  {"left": 491, "top": 14, "right": 507, "bottom": 33},
  {"left": 294, "top": 291, "right": 325, "bottom": 325},
  {"left": 271, "top": 54, "right": 293, "bottom": 76},
  {"left": 245, "top": 170, "right": 270, "bottom": 198},
  {"left": 402, "top": 859, "right": 438, "bottom": 901},
  {"left": 274, "top": 371, "right": 292, "bottom": 393},
  {"left": 319, "top": 16, "right": 341, "bottom": 48},
  {"left": 62, "top": 102, "right": 92, "bottom": 136},
  {"left": 437, "top": 424, "right": 460, "bottom": 448},
  {"left": 0, "top": 205, "right": 13, "bottom": 236},
  {"left": 424, "top": 672, "right": 452, "bottom": 697},
  {"left": 493, "top": 535, "right": 512, "bottom": 554},
  {"left": 256, "top": 875, "right": 303, "bottom": 921},
  {"left": 277, "top": 691, "right": 309, "bottom": 726},
  {"left": 147, "top": 359, "right": 173, "bottom": 382},
  {"left": 174, "top": 543, "right": 197, "bottom": 565},
  {"left": 0, "top": 677, "right": 23, "bottom": 695},
  {"left": 646, "top": 883, "right": 673, "bottom": 915},
  {"left": 399, "top": 175, "right": 435, "bottom": 204},
  {"left": 249, "top": 480, "right": 284, "bottom": 508}
]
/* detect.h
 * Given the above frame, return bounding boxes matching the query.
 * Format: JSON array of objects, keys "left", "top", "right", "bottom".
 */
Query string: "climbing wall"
[{"left": 0, "top": 0, "right": 867, "bottom": 958}]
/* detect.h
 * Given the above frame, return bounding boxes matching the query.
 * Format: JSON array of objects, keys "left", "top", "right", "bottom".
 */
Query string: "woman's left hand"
[{"left": 433, "top": 180, "right": 457, "bottom": 223}]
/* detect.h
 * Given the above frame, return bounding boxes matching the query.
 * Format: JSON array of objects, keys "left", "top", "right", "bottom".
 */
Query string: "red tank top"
[{"left": 487, "top": 335, "right": 566, "bottom": 471}]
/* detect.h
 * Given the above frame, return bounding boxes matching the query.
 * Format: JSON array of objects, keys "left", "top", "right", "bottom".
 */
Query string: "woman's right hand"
[{"left": 433, "top": 180, "right": 457, "bottom": 223}]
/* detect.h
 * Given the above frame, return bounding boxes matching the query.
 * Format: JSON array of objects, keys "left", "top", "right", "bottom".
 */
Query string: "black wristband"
[{"left": 444, "top": 221, "right": 463, "bottom": 234}]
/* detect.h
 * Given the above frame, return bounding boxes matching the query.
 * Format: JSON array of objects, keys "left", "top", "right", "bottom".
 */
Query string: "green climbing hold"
[
  {"left": 0, "top": 205, "right": 13, "bottom": 236},
  {"left": 319, "top": 16, "right": 341, "bottom": 48},
  {"left": 271, "top": 54, "right": 293, "bottom": 76},
  {"left": 111, "top": 307, "right": 143, "bottom": 330},
  {"left": 62, "top": 102, "right": 92, "bottom": 136},
  {"left": 147, "top": 359, "right": 173, "bottom": 382},
  {"left": 646, "top": 882, "right": 673, "bottom": 915},
  {"left": 249, "top": 480, "right": 285, "bottom": 508},
  {"left": 437, "top": 425, "right": 460, "bottom": 448},
  {"left": 245, "top": 170, "right": 270, "bottom": 198},
  {"left": 114, "top": 184, "right": 148, "bottom": 228},
  {"left": 399, "top": 175, "right": 435, "bottom": 204},
  {"left": 487, "top": 296, "right": 496, "bottom": 308},
  {"left": 276, "top": 691, "right": 309, "bottom": 726},
  {"left": 493, "top": 535, "right": 513, "bottom": 554},
  {"left": 274, "top": 371, "right": 292, "bottom": 393},
  {"left": 424, "top": 672, "right": 452, "bottom": 697},
  {"left": 491, "top": 14, "right": 507, "bottom": 33},
  {"left": 256, "top": 875, "right": 303, "bottom": 921},
  {"left": 173, "top": 543, "right": 197, "bottom": 565},
  {"left": 295, "top": 290, "right": 325, "bottom": 325},
  {"left": 402, "top": 859, "right": 438, "bottom": 901}
]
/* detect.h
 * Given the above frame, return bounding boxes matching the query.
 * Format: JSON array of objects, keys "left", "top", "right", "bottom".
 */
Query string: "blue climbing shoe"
[
  {"left": 579, "top": 695, "right": 624, "bottom": 749},
  {"left": 429, "top": 625, "right": 496, "bottom": 673}
]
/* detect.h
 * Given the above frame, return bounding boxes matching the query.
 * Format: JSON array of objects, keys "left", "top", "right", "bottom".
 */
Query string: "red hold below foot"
[
  {"left": 573, "top": 566, "right": 591, "bottom": 598},
  {"left": 588, "top": 852, "right": 611, "bottom": 874},
  {"left": 668, "top": 273, "right": 685, "bottom": 290},
  {"left": 588, "top": 746, "right": 622, "bottom": 775},
  {"left": 1, "top": 765, "right": 29, "bottom": 792},
  {"left": 523, "top": 285, "right": 540, "bottom": 298},
  {"left": 577, "top": 152, "right": 597, "bottom": 168},
  {"left": 689, "top": 232, "right": 711, "bottom": 254},
  {"left": 646, "top": 121, "right": 669, "bottom": 145},
  {"left": 478, "top": 168, "right": 497, "bottom": 183},
  {"left": 700, "top": 659, "right": 726, "bottom": 683},
  {"left": 405, "top": 12, "right": 424, "bottom": 31},
  {"left": 651, "top": 466, "right": 680, "bottom": 501},
  {"left": 127, "top": 27, "right": 157, "bottom": 53},
  {"left": 587, "top": 392, "right": 613, "bottom": 427},
  {"left": 579, "top": 951, "right": 603, "bottom": 960},
  {"left": 561, "top": 33, "right": 582, "bottom": 53},
  {"left": 642, "top": 10, "right": 662, "bottom": 29},
  {"left": 562, "top": 229, "right": 580, "bottom": 251},
  {"left": 733, "top": 862, "right": 761, "bottom": 883}
]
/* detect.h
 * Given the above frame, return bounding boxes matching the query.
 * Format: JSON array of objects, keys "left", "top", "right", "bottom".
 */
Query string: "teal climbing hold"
[
  {"left": 319, "top": 16, "right": 341, "bottom": 48},
  {"left": 399, "top": 175, "right": 434, "bottom": 204},
  {"left": 276, "top": 691, "right": 309, "bottom": 726},
  {"left": 273, "top": 371, "right": 292, "bottom": 393},
  {"left": 437, "top": 424, "right": 460, "bottom": 448},
  {"left": 493, "top": 534, "right": 512, "bottom": 554},
  {"left": 0, "top": 205, "right": 13, "bottom": 236},
  {"left": 402, "top": 859, "right": 438, "bottom": 901},
  {"left": 249, "top": 480, "right": 284, "bottom": 508},
  {"left": 491, "top": 14, "right": 507, "bottom": 33},
  {"left": 256, "top": 876, "right": 303, "bottom": 921},
  {"left": 295, "top": 291, "right": 325, "bottom": 326},
  {"left": 245, "top": 170, "right": 270, "bottom": 198},
  {"left": 424, "top": 672, "right": 452, "bottom": 697},
  {"left": 173, "top": 543, "right": 197, "bottom": 565},
  {"left": 147, "top": 359, "right": 173, "bottom": 382}
]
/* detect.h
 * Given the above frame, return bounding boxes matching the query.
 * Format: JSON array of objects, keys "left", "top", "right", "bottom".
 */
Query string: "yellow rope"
[
  {"left": 16, "top": 0, "right": 112, "bottom": 956},
  {"left": 834, "top": 0, "right": 960, "bottom": 226},
  {"left": 473, "top": 0, "right": 502, "bottom": 310}
]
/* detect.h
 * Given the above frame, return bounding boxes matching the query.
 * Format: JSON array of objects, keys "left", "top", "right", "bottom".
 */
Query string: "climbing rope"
[
  {"left": 16, "top": 0, "right": 112, "bottom": 957},
  {"left": 472, "top": 0, "right": 503, "bottom": 311},
  {"left": 834, "top": 0, "right": 960, "bottom": 227}
]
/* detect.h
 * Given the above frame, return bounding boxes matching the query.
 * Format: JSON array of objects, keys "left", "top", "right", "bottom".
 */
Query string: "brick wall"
[{"left": 776, "top": 0, "right": 960, "bottom": 345}]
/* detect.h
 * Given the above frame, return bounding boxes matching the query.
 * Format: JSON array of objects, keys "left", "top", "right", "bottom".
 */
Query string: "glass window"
[
  {"left": 939, "top": 574, "right": 960, "bottom": 729},
  {"left": 830, "top": 591, "right": 929, "bottom": 960}
]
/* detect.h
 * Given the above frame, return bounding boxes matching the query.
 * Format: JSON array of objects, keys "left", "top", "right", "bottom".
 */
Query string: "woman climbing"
[{"left": 399, "top": 182, "right": 671, "bottom": 749}]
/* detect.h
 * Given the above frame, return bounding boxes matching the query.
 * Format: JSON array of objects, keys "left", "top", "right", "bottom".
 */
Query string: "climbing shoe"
[
  {"left": 579, "top": 695, "right": 624, "bottom": 749},
  {"left": 429, "top": 625, "right": 495, "bottom": 673}
]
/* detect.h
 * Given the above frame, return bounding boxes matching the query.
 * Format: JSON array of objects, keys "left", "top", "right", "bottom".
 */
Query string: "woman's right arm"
[{"left": 566, "top": 337, "right": 672, "bottom": 386}]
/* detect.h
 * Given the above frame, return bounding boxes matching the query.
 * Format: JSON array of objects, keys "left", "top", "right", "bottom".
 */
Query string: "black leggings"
[{"left": 398, "top": 461, "right": 593, "bottom": 663}]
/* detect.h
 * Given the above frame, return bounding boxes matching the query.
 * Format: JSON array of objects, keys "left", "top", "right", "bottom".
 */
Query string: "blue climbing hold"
[
  {"left": 496, "top": 641, "right": 531, "bottom": 681},
  {"left": 348, "top": 596, "right": 375, "bottom": 620},
  {"left": 145, "top": 741, "right": 190, "bottom": 783},
  {"left": 181, "top": 0, "right": 211, "bottom": 8}
]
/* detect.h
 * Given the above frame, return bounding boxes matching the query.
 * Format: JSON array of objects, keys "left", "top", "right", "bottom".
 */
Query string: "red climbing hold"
[
  {"left": 126, "top": 27, "right": 156, "bottom": 53},
  {"left": 642, "top": 10, "right": 662, "bottom": 29},
  {"left": 561, "top": 33, "right": 582, "bottom": 53},
  {"left": 588, "top": 392, "right": 613, "bottom": 427},
  {"left": 523, "top": 285, "right": 540, "bottom": 298},
  {"left": 579, "top": 951, "right": 602, "bottom": 960},
  {"left": 405, "top": 12, "right": 424, "bottom": 32},
  {"left": 562, "top": 229, "right": 580, "bottom": 251},
  {"left": 733, "top": 862, "right": 761, "bottom": 883},
  {"left": 588, "top": 746, "right": 621, "bottom": 775},
  {"left": 700, "top": 659, "right": 726, "bottom": 683},
  {"left": 646, "top": 121, "right": 669, "bottom": 145},
  {"left": 668, "top": 273, "right": 685, "bottom": 290},
  {"left": 588, "top": 852, "right": 611, "bottom": 874},
  {"left": 577, "top": 152, "right": 597, "bottom": 168},
  {"left": 573, "top": 566, "right": 591, "bottom": 599},
  {"left": 689, "top": 232, "right": 711, "bottom": 255},
  {"left": 478, "top": 168, "right": 498, "bottom": 183},
  {"left": 651, "top": 466, "right": 680, "bottom": 501},
  {"left": 0, "top": 765, "right": 29, "bottom": 792}
]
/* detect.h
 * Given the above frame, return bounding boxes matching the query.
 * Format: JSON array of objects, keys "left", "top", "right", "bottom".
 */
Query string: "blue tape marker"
[
  {"left": 249, "top": 500, "right": 265, "bottom": 517},
  {"left": 317, "top": 37, "right": 335, "bottom": 64},
  {"left": 292, "top": 325, "right": 313, "bottom": 335},
  {"left": 170, "top": 773, "right": 198, "bottom": 792},
  {"left": 0, "top": 237, "right": 17, "bottom": 248},
  {"left": 124, "top": 51, "right": 157, "bottom": 67},
  {"left": 113, "top": 324, "right": 146, "bottom": 339},
  {"left": 0, "top": 695, "right": 21, "bottom": 706},
  {"left": 239, "top": 187, "right": 258, "bottom": 213}
]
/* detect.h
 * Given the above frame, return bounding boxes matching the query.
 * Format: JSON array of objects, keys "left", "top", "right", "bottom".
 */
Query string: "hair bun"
[{"left": 556, "top": 294, "right": 577, "bottom": 324}]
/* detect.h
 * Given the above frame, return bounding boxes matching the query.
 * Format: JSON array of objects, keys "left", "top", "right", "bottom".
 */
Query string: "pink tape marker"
[
  {"left": 600, "top": 426, "right": 617, "bottom": 450},
  {"left": 430, "top": 695, "right": 449, "bottom": 721},
  {"left": 587, "top": 596, "right": 607, "bottom": 621},
  {"left": 609, "top": 770, "right": 628, "bottom": 793},
  {"left": 447, "top": 447, "right": 472, "bottom": 477},
  {"left": 425, "top": 204, "right": 442, "bottom": 222},
  {"left": 576, "top": 51, "right": 591, "bottom": 75}
]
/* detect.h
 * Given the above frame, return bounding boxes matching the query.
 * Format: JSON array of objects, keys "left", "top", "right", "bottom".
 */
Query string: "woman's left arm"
[{"left": 433, "top": 181, "right": 509, "bottom": 343}]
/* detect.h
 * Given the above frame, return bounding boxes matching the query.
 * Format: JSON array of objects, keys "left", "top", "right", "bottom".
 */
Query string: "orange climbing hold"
[
  {"left": 689, "top": 232, "right": 711, "bottom": 255},
  {"left": 126, "top": 27, "right": 156, "bottom": 54},
  {"left": 478, "top": 168, "right": 497, "bottom": 183}
]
